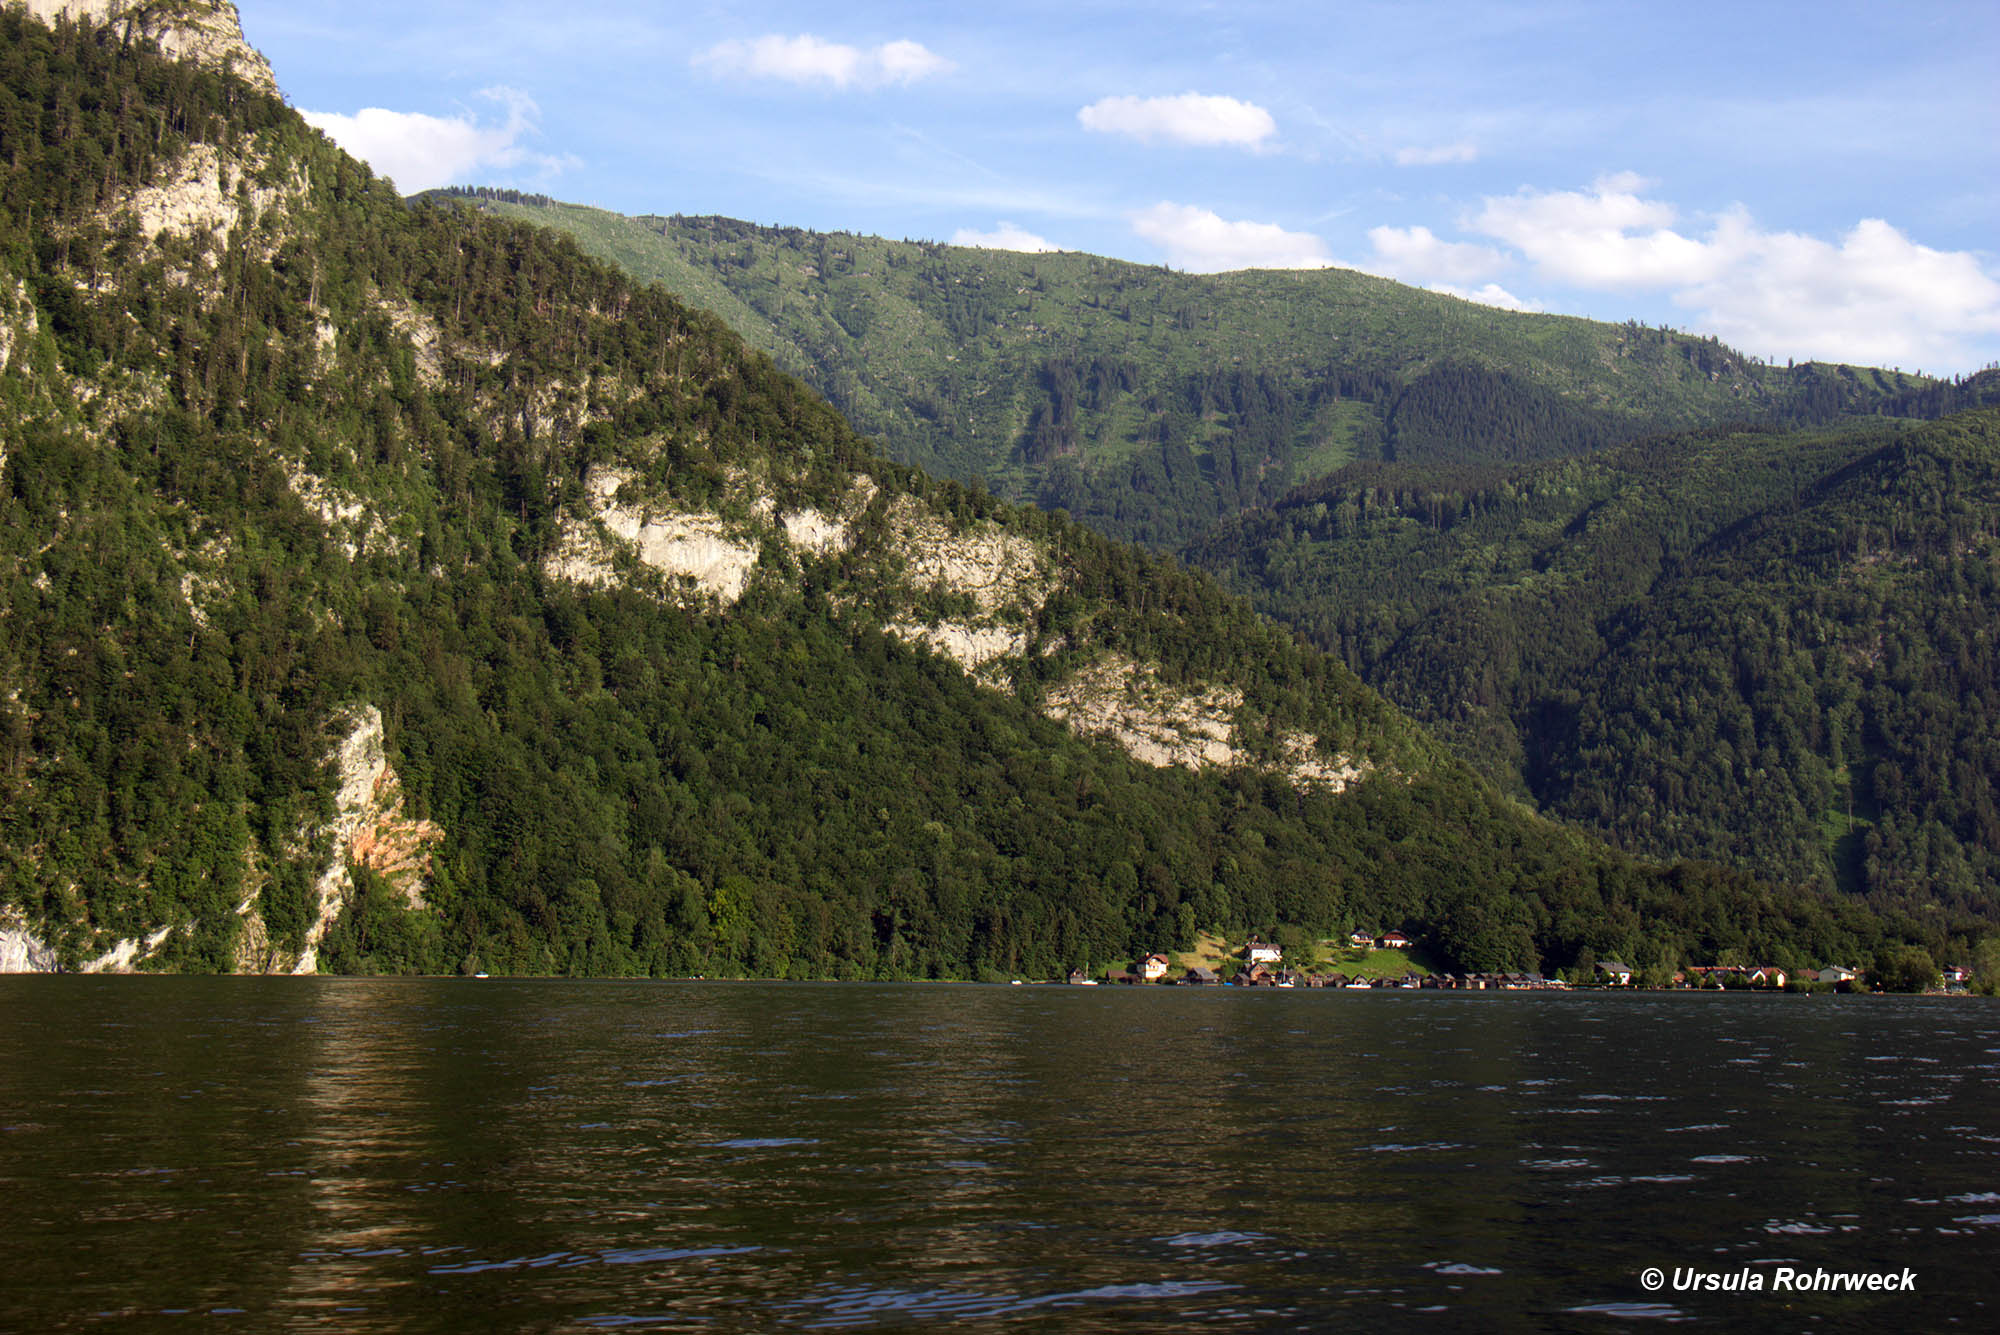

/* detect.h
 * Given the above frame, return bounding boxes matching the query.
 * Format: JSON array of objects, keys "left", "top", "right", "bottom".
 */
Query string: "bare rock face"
[
  {"left": 1043, "top": 657, "right": 1243, "bottom": 771},
  {"left": 546, "top": 467, "right": 766, "bottom": 604},
  {"left": 879, "top": 498, "right": 1054, "bottom": 674},
  {"left": 0, "top": 915, "right": 177, "bottom": 974},
  {"left": 13, "top": 2, "right": 280, "bottom": 96},
  {"left": 0, "top": 278, "right": 34, "bottom": 387},
  {"left": 0, "top": 913, "right": 60, "bottom": 972},
  {"left": 292, "top": 707, "right": 444, "bottom": 974},
  {"left": 1042, "top": 653, "right": 1374, "bottom": 792}
]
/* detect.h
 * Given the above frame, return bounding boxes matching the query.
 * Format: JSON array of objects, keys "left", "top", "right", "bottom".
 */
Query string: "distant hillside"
[
  {"left": 4, "top": 6, "right": 1941, "bottom": 979},
  {"left": 1188, "top": 407, "right": 2000, "bottom": 921},
  {"left": 444, "top": 193, "right": 1935, "bottom": 550}
]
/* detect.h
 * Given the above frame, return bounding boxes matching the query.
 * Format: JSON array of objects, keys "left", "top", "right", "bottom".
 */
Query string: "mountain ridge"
[
  {"left": 0, "top": 6, "right": 1951, "bottom": 979},
  {"left": 445, "top": 194, "right": 1938, "bottom": 551}
]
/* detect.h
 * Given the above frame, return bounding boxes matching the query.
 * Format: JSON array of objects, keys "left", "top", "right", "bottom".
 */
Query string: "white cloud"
[
  {"left": 302, "top": 89, "right": 571, "bottom": 195},
  {"left": 873, "top": 39, "right": 952, "bottom": 85},
  {"left": 1363, "top": 225, "right": 1510, "bottom": 285},
  {"left": 1675, "top": 215, "right": 2000, "bottom": 368},
  {"left": 1132, "top": 203, "right": 1332, "bottom": 272},
  {"left": 1465, "top": 173, "right": 2000, "bottom": 366},
  {"left": 1078, "top": 94, "right": 1276, "bottom": 149},
  {"left": 695, "top": 34, "right": 953, "bottom": 89},
  {"left": 1471, "top": 172, "right": 1718, "bottom": 289},
  {"left": 1426, "top": 283, "right": 1541, "bottom": 312},
  {"left": 951, "top": 222, "right": 1059, "bottom": 253},
  {"left": 1394, "top": 142, "right": 1478, "bottom": 166}
]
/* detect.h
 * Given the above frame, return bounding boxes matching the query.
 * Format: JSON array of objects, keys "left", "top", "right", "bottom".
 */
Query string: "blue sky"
[{"left": 239, "top": 1, "right": 2000, "bottom": 373}]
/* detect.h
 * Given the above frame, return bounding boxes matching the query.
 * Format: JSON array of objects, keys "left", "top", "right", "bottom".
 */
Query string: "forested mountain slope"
[
  {"left": 1188, "top": 409, "right": 2000, "bottom": 921},
  {"left": 0, "top": 5, "right": 1947, "bottom": 979},
  {"left": 448, "top": 194, "right": 1940, "bottom": 551}
]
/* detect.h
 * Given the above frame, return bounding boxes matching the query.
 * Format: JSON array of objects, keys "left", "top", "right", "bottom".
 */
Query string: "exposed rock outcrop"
[
  {"left": 884, "top": 498, "right": 1055, "bottom": 617},
  {"left": 14, "top": 2, "right": 279, "bottom": 96},
  {"left": 546, "top": 467, "right": 765, "bottom": 603},
  {"left": 293, "top": 707, "right": 443, "bottom": 974},
  {"left": 0, "top": 915, "right": 192, "bottom": 973},
  {"left": 1043, "top": 657, "right": 1243, "bottom": 770},
  {"left": 118, "top": 142, "right": 284, "bottom": 248},
  {"left": 0, "top": 913, "right": 59, "bottom": 972},
  {"left": 283, "top": 460, "right": 390, "bottom": 560},
  {"left": 541, "top": 465, "right": 1375, "bottom": 791},
  {"left": 1, "top": 274, "right": 35, "bottom": 476},
  {"left": 885, "top": 620, "right": 1029, "bottom": 672},
  {"left": 81, "top": 923, "right": 175, "bottom": 973},
  {"left": 1273, "top": 734, "right": 1373, "bottom": 792},
  {"left": 231, "top": 891, "right": 275, "bottom": 974},
  {"left": 878, "top": 499, "right": 1056, "bottom": 673},
  {"left": 1042, "top": 654, "right": 1373, "bottom": 791},
  {"left": 379, "top": 298, "right": 444, "bottom": 388},
  {"left": 0, "top": 277, "right": 35, "bottom": 386},
  {"left": 782, "top": 507, "right": 849, "bottom": 556}
]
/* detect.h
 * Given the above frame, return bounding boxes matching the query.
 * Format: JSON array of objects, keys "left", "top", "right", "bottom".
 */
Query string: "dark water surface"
[{"left": 2, "top": 981, "right": 1997, "bottom": 1331}]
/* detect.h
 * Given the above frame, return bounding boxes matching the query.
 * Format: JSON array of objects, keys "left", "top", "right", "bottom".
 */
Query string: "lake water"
[{"left": 2, "top": 980, "right": 1996, "bottom": 1331}]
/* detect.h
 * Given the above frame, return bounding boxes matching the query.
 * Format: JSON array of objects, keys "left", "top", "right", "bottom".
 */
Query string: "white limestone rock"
[
  {"left": 14, "top": 2, "right": 279, "bottom": 96},
  {"left": 0, "top": 914, "right": 59, "bottom": 973},
  {"left": 292, "top": 706, "right": 442, "bottom": 974},
  {"left": 1042, "top": 654, "right": 1373, "bottom": 792}
]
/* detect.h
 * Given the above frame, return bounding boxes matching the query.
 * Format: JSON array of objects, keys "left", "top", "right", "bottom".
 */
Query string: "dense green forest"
[
  {"left": 444, "top": 194, "right": 1942, "bottom": 550},
  {"left": 440, "top": 194, "right": 2000, "bottom": 951},
  {"left": 1187, "top": 409, "right": 2000, "bottom": 923},
  {"left": 0, "top": 9, "right": 1972, "bottom": 982}
]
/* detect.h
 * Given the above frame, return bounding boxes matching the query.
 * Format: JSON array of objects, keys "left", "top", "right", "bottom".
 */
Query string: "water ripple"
[
  {"left": 1567, "top": 1301, "right": 1693, "bottom": 1322},
  {"left": 431, "top": 1245, "right": 762, "bottom": 1275},
  {"left": 711, "top": 1137, "right": 818, "bottom": 1149},
  {"left": 783, "top": 1278, "right": 1237, "bottom": 1326}
]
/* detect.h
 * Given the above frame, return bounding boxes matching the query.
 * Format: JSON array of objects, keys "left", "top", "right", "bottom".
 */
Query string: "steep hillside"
[
  {"left": 1189, "top": 408, "right": 2000, "bottom": 921},
  {"left": 12, "top": 0, "right": 275, "bottom": 92},
  {"left": 448, "top": 194, "right": 1934, "bottom": 550},
  {"left": 0, "top": 6, "right": 1938, "bottom": 978}
]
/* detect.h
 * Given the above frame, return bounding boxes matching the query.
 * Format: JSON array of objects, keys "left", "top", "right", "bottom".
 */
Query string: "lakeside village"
[{"left": 1047, "top": 933, "right": 1979, "bottom": 994}]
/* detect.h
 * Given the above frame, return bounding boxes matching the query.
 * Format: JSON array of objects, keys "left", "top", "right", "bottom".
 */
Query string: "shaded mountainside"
[
  {"left": 0, "top": 8, "right": 1950, "bottom": 979},
  {"left": 1188, "top": 408, "right": 2000, "bottom": 922},
  {"left": 444, "top": 193, "right": 1938, "bottom": 551}
]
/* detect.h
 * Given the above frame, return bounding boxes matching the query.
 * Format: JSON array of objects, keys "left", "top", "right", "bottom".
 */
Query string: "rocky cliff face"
[
  {"left": 0, "top": 907, "right": 171, "bottom": 973},
  {"left": 288, "top": 708, "right": 443, "bottom": 975},
  {"left": 542, "top": 461, "right": 1378, "bottom": 788},
  {"left": 13, "top": 1, "right": 278, "bottom": 95},
  {"left": 0, "top": 913, "right": 60, "bottom": 972},
  {"left": 0, "top": 280, "right": 29, "bottom": 477},
  {"left": 1042, "top": 656, "right": 1372, "bottom": 793}
]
